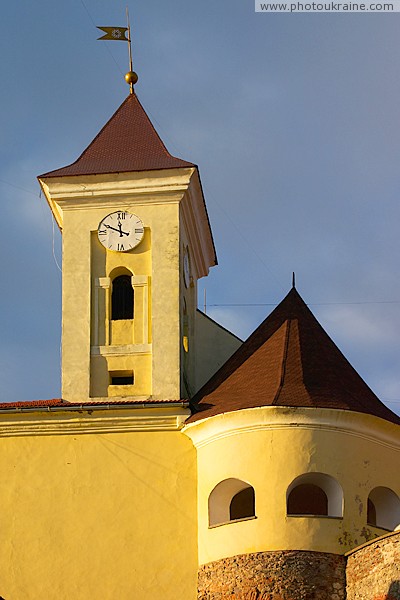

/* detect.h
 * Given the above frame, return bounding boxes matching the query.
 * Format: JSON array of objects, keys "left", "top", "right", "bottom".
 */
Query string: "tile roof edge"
[
  {"left": 0, "top": 399, "right": 189, "bottom": 411},
  {"left": 38, "top": 164, "right": 196, "bottom": 179}
]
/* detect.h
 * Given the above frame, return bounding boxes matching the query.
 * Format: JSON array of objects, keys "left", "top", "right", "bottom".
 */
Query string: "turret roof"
[
  {"left": 189, "top": 287, "right": 400, "bottom": 425},
  {"left": 40, "top": 93, "right": 194, "bottom": 178}
]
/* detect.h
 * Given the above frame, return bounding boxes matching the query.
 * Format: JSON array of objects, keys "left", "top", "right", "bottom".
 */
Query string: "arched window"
[
  {"left": 230, "top": 487, "right": 255, "bottom": 521},
  {"left": 287, "top": 483, "right": 328, "bottom": 516},
  {"left": 287, "top": 473, "right": 343, "bottom": 518},
  {"left": 368, "top": 487, "right": 400, "bottom": 530},
  {"left": 111, "top": 275, "right": 133, "bottom": 320},
  {"left": 208, "top": 478, "right": 256, "bottom": 527}
]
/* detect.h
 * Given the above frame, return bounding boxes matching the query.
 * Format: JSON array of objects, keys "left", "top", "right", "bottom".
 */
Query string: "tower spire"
[
  {"left": 124, "top": 7, "right": 138, "bottom": 94},
  {"left": 97, "top": 9, "right": 138, "bottom": 93}
]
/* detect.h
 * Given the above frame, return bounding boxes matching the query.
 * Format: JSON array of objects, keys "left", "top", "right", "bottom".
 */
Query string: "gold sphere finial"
[{"left": 125, "top": 71, "right": 138, "bottom": 86}]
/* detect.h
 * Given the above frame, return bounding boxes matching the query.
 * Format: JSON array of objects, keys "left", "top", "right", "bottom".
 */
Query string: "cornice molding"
[
  {"left": 38, "top": 168, "right": 195, "bottom": 229},
  {"left": 91, "top": 344, "right": 152, "bottom": 356},
  {"left": 0, "top": 406, "right": 190, "bottom": 437},
  {"left": 183, "top": 406, "right": 400, "bottom": 451},
  {"left": 58, "top": 192, "right": 184, "bottom": 210}
]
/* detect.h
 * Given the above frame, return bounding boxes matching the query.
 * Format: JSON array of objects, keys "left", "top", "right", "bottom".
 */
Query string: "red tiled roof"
[
  {"left": 0, "top": 399, "right": 68, "bottom": 409},
  {"left": 39, "top": 93, "right": 194, "bottom": 178},
  {"left": 0, "top": 399, "right": 187, "bottom": 410},
  {"left": 188, "top": 288, "right": 400, "bottom": 425}
]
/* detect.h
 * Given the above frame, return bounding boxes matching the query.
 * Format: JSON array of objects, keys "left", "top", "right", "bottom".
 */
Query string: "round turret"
[{"left": 184, "top": 288, "right": 400, "bottom": 599}]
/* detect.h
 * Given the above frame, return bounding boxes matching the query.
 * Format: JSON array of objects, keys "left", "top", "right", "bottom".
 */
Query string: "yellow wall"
[
  {"left": 178, "top": 213, "right": 198, "bottom": 398},
  {"left": 1, "top": 404, "right": 398, "bottom": 598},
  {"left": 39, "top": 168, "right": 217, "bottom": 404},
  {"left": 184, "top": 406, "right": 400, "bottom": 565},
  {"left": 194, "top": 310, "right": 242, "bottom": 392},
  {"left": 62, "top": 199, "right": 180, "bottom": 401},
  {"left": 0, "top": 407, "right": 198, "bottom": 600}
]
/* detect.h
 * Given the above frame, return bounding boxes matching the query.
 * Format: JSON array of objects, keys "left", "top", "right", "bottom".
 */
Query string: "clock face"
[{"left": 98, "top": 211, "right": 144, "bottom": 252}]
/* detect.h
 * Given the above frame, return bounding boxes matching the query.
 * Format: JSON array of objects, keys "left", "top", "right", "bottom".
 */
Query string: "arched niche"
[
  {"left": 109, "top": 267, "right": 134, "bottom": 321},
  {"left": 368, "top": 487, "right": 400, "bottom": 530},
  {"left": 109, "top": 266, "right": 134, "bottom": 280},
  {"left": 208, "top": 478, "right": 255, "bottom": 527},
  {"left": 111, "top": 275, "right": 134, "bottom": 320},
  {"left": 287, "top": 472, "right": 343, "bottom": 518}
]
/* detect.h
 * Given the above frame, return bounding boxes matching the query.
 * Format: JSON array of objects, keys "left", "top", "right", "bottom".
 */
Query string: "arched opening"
[
  {"left": 287, "top": 483, "right": 328, "bottom": 516},
  {"left": 230, "top": 486, "right": 255, "bottom": 521},
  {"left": 368, "top": 487, "right": 400, "bottom": 530},
  {"left": 287, "top": 473, "right": 343, "bottom": 518},
  {"left": 208, "top": 478, "right": 256, "bottom": 527},
  {"left": 111, "top": 275, "right": 134, "bottom": 320}
]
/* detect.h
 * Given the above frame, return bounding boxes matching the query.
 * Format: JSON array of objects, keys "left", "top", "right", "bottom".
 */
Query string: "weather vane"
[{"left": 97, "top": 7, "right": 138, "bottom": 94}]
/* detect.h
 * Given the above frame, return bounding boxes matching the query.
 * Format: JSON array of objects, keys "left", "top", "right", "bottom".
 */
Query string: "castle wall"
[
  {"left": 184, "top": 407, "right": 400, "bottom": 564},
  {"left": 0, "top": 408, "right": 198, "bottom": 600},
  {"left": 198, "top": 550, "right": 346, "bottom": 599},
  {"left": 346, "top": 531, "right": 400, "bottom": 600}
]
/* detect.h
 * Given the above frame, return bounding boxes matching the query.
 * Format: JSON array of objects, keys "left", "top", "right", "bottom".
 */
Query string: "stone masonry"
[
  {"left": 198, "top": 550, "right": 346, "bottom": 600},
  {"left": 346, "top": 531, "right": 400, "bottom": 600}
]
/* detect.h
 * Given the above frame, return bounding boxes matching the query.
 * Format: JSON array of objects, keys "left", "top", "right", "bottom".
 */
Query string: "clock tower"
[{"left": 38, "top": 92, "right": 217, "bottom": 403}]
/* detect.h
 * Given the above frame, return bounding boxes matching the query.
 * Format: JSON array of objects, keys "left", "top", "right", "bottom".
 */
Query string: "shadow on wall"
[
  {"left": 377, "top": 581, "right": 400, "bottom": 600},
  {"left": 387, "top": 581, "right": 400, "bottom": 599}
]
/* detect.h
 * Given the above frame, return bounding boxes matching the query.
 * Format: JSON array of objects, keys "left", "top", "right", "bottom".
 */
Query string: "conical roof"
[
  {"left": 189, "top": 287, "right": 400, "bottom": 425},
  {"left": 40, "top": 93, "right": 194, "bottom": 178}
]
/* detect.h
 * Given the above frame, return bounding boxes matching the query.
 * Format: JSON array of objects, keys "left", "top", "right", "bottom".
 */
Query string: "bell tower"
[{"left": 38, "top": 92, "right": 216, "bottom": 403}]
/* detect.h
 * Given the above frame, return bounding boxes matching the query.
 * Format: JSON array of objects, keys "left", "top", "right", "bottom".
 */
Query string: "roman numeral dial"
[{"left": 97, "top": 211, "right": 145, "bottom": 252}]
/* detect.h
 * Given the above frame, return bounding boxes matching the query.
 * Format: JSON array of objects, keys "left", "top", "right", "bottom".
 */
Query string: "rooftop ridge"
[{"left": 273, "top": 318, "right": 291, "bottom": 406}]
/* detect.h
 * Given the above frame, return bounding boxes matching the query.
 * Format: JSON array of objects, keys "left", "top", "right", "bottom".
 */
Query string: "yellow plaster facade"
[
  {"left": 39, "top": 168, "right": 221, "bottom": 403},
  {"left": 0, "top": 405, "right": 198, "bottom": 600},
  {"left": 184, "top": 406, "right": 400, "bottom": 565}
]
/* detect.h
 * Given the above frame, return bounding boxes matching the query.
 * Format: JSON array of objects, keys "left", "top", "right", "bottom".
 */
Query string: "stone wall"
[
  {"left": 198, "top": 550, "right": 346, "bottom": 600},
  {"left": 346, "top": 531, "right": 400, "bottom": 600}
]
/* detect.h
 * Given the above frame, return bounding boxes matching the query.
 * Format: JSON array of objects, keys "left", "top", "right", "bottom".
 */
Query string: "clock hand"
[
  {"left": 104, "top": 224, "right": 119, "bottom": 233},
  {"left": 104, "top": 224, "right": 129, "bottom": 236}
]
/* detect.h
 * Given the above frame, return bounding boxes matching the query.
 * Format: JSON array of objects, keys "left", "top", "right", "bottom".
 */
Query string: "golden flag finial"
[
  {"left": 97, "top": 26, "right": 129, "bottom": 41},
  {"left": 97, "top": 7, "right": 138, "bottom": 94}
]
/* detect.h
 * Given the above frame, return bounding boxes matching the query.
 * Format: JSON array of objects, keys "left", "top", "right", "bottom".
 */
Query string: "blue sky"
[{"left": 0, "top": 1, "right": 399, "bottom": 416}]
